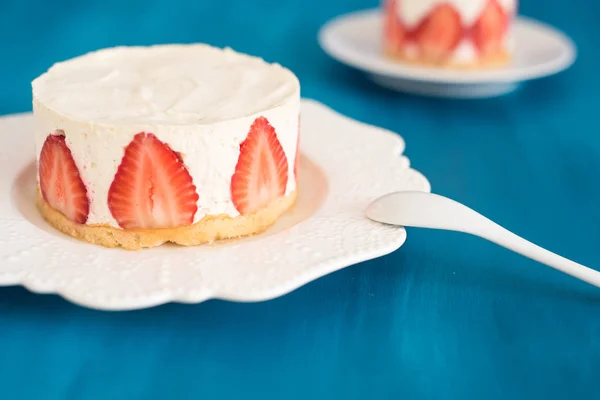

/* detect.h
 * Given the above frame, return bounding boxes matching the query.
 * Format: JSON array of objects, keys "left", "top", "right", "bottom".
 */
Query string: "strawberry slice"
[
  {"left": 472, "top": 0, "right": 508, "bottom": 57},
  {"left": 294, "top": 115, "right": 300, "bottom": 180},
  {"left": 231, "top": 117, "right": 288, "bottom": 215},
  {"left": 383, "top": 0, "right": 405, "bottom": 52},
  {"left": 415, "top": 4, "right": 462, "bottom": 62},
  {"left": 108, "top": 133, "right": 198, "bottom": 229},
  {"left": 39, "top": 133, "right": 89, "bottom": 224}
]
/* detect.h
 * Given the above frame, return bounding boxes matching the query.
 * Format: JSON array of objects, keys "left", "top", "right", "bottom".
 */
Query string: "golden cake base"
[
  {"left": 384, "top": 49, "right": 512, "bottom": 70},
  {"left": 37, "top": 189, "right": 297, "bottom": 251}
]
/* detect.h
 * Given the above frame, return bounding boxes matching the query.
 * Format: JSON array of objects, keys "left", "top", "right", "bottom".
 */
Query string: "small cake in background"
[{"left": 383, "top": 0, "right": 517, "bottom": 68}]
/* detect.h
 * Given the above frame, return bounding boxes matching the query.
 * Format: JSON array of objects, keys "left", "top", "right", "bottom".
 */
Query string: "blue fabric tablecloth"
[{"left": 1, "top": 0, "right": 599, "bottom": 398}]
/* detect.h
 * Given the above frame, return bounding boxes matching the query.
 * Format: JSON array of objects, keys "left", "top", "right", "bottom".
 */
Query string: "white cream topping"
[
  {"left": 32, "top": 45, "right": 300, "bottom": 227},
  {"left": 397, "top": 0, "right": 516, "bottom": 28},
  {"left": 32, "top": 44, "right": 299, "bottom": 125}
]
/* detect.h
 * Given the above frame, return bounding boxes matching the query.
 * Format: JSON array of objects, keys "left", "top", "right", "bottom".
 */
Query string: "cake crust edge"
[
  {"left": 383, "top": 48, "right": 511, "bottom": 70},
  {"left": 37, "top": 189, "right": 297, "bottom": 251}
]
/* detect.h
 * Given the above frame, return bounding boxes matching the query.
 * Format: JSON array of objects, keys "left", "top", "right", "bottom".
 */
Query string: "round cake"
[
  {"left": 32, "top": 44, "right": 301, "bottom": 250},
  {"left": 383, "top": 0, "right": 518, "bottom": 68}
]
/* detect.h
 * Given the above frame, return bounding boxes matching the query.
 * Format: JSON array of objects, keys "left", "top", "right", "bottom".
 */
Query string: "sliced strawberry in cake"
[
  {"left": 414, "top": 4, "right": 463, "bottom": 62},
  {"left": 472, "top": 0, "right": 508, "bottom": 58},
  {"left": 294, "top": 115, "right": 300, "bottom": 180},
  {"left": 231, "top": 117, "right": 288, "bottom": 215},
  {"left": 108, "top": 133, "right": 199, "bottom": 229},
  {"left": 383, "top": 0, "right": 405, "bottom": 52},
  {"left": 39, "top": 133, "right": 89, "bottom": 224}
]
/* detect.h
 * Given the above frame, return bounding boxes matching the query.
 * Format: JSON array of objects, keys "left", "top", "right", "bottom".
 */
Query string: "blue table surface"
[{"left": 1, "top": 0, "right": 599, "bottom": 398}]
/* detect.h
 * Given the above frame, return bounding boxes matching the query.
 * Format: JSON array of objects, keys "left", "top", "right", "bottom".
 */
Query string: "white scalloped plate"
[{"left": 0, "top": 99, "right": 430, "bottom": 311}]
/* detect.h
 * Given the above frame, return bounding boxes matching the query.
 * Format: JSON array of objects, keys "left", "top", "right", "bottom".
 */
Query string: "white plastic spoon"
[{"left": 366, "top": 191, "right": 600, "bottom": 288}]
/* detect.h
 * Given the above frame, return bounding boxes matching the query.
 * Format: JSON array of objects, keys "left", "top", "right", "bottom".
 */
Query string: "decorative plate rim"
[{"left": 0, "top": 99, "right": 431, "bottom": 311}]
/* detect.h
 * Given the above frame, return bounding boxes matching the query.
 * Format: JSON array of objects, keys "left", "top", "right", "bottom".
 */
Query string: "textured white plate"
[
  {"left": 319, "top": 9, "right": 577, "bottom": 98},
  {"left": 0, "top": 99, "right": 430, "bottom": 311}
]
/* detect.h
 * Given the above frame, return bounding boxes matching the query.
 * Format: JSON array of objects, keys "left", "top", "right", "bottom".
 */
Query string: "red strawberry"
[
  {"left": 383, "top": 0, "right": 405, "bottom": 52},
  {"left": 108, "top": 133, "right": 198, "bottom": 229},
  {"left": 231, "top": 117, "right": 288, "bottom": 215},
  {"left": 472, "top": 0, "right": 508, "bottom": 57},
  {"left": 415, "top": 4, "right": 462, "bottom": 62},
  {"left": 39, "top": 133, "right": 89, "bottom": 224},
  {"left": 294, "top": 115, "right": 300, "bottom": 180}
]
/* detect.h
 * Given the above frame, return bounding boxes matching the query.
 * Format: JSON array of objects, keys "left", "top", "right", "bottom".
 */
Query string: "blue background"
[{"left": 1, "top": 0, "right": 599, "bottom": 398}]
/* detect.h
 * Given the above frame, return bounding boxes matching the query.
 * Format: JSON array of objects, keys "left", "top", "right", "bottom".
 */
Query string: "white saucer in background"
[{"left": 318, "top": 9, "right": 577, "bottom": 98}]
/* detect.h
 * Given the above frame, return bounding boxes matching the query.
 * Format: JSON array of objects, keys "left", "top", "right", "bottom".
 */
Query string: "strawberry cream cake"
[
  {"left": 32, "top": 44, "right": 300, "bottom": 250},
  {"left": 383, "top": 0, "right": 518, "bottom": 68}
]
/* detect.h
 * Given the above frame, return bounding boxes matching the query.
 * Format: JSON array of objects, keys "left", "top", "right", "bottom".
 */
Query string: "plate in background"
[{"left": 319, "top": 9, "right": 577, "bottom": 98}]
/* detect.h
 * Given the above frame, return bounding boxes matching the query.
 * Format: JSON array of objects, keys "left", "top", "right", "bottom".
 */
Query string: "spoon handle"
[
  {"left": 372, "top": 192, "right": 600, "bottom": 288},
  {"left": 470, "top": 213, "right": 600, "bottom": 288}
]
